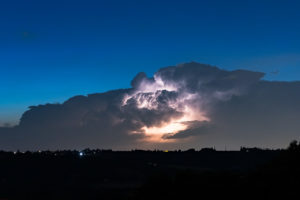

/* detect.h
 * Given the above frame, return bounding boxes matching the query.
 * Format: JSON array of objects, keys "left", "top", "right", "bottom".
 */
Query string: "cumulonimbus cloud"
[{"left": 1, "top": 62, "right": 300, "bottom": 150}]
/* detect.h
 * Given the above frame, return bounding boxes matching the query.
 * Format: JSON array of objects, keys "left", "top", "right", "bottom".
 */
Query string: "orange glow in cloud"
[
  {"left": 141, "top": 106, "right": 209, "bottom": 143},
  {"left": 123, "top": 74, "right": 209, "bottom": 143}
]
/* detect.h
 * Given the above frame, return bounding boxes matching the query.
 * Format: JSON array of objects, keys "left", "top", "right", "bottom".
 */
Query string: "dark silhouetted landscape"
[{"left": 1, "top": 142, "right": 300, "bottom": 199}]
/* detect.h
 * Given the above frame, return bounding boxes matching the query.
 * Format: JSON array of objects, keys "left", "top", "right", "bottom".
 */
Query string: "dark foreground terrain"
[{"left": 1, "top": 143, "right": 300, "bottom": 200}]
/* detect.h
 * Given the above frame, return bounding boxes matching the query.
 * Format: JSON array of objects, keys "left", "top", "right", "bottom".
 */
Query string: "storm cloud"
[{"left": 1, "top": 62, "right": 300, "bottom": 150}]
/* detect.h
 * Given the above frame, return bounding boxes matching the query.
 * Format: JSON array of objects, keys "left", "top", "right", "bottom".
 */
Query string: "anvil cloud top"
[{"left": 1, "top": 62, "right": 300, "bottom": 150}]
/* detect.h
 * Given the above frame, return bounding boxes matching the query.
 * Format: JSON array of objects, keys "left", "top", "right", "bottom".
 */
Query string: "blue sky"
[{"left": 1, "top": 0, "right": 300, "bottom": 125}]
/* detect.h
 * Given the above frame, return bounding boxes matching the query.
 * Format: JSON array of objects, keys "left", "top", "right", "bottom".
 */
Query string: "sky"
[
  {"left": 0, "top": 0, "right": 300, "bottom": 150},
  {"left": 1, "top": 0, "right": 300, "bottom": 125}
]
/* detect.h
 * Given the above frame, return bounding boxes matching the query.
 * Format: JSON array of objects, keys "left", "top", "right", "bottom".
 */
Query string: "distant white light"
[{"left": 79, "top": 152, "right": 83, "bottom": 156}]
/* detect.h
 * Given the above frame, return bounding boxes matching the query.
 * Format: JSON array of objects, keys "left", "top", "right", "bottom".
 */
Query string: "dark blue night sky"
[{"left": 1, "top": 0, "right": 300, "bottom": 125}]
